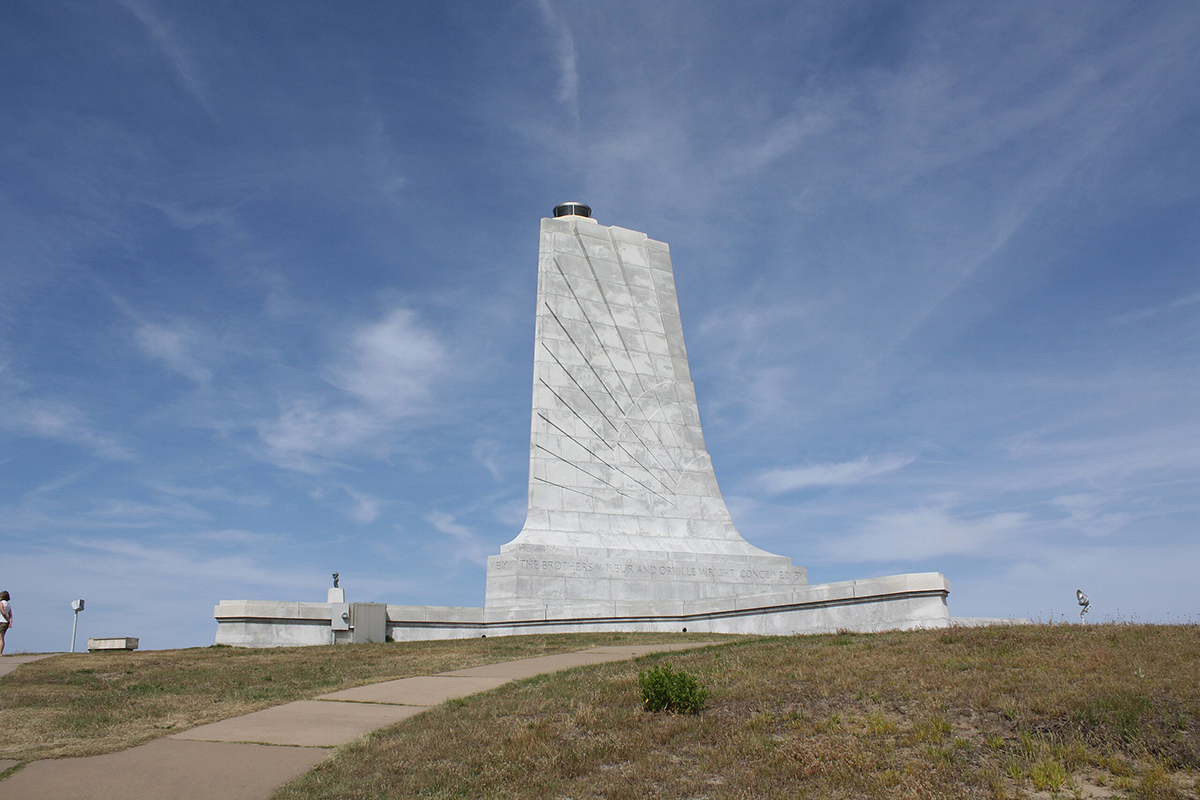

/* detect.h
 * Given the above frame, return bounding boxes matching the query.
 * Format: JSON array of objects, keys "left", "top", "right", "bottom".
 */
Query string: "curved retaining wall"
[{"left": 214, "top": 573, "right": 951, "bottom": 647}]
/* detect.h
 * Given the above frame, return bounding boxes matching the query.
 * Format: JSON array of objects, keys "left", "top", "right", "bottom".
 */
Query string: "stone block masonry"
[{"left": 485, "top": 211, "right": 811, "bottom": 618}]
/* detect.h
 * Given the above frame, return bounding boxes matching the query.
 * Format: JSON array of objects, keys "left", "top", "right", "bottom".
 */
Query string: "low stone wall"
[
  {"left": 213, "top": 601, "right": 338, "bottom": 647},
  {"left": 214, "top": 573, "right": 953, "bottom": 647}
]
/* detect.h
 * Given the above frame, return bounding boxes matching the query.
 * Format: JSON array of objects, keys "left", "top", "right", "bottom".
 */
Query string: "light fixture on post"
[
  {"left": 70, "top": 599, "right": 86, "bottom": 653},
  {"left": 1076, "top": 589, "right": 1090, "bottom": 624}
]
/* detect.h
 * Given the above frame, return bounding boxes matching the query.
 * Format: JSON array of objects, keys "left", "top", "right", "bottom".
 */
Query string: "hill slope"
[{"left": 275, "top": 625, "right": 1199, "bottom": 800}]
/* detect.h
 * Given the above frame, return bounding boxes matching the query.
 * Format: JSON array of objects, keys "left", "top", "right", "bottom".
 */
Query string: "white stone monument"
[
  {"left": 485, "top": 202, "right": 809, "bottom": 618},
  {"left": 213, "top": 203, "right": 967, "bottom": 646}
]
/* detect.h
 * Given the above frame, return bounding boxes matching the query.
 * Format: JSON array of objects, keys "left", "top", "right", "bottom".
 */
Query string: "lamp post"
[{"left": 70, "top": 599, "right": 85, "bottom": 653}]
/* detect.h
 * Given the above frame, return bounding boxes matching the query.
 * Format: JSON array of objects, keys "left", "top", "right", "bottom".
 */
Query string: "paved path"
[
  {"left": 0, "top": 655, "right": 58, "bottom": 774},
  {"left": 0, "top": 658, "right": 60, "bottom": 776},
  {"left": 0, "top": 642, "right": 709, "bottom": 799},
  {"left": 0, "top": 654, "right": 57, "bottom": 679}
]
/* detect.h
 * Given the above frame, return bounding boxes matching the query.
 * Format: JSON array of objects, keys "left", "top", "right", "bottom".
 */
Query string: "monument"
[
  {"left": 484, "top": 202, "right": 809, "bottom": 618},
  {"left": 214, "top": 204, "right": 955, "bottom": 646}
]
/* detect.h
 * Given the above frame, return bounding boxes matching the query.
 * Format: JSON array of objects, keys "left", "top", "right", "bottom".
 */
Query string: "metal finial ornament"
[
  {"left": 333, "top": 572, "right": 340, "bottom": 589},
  {"left": 1076, "top": 589, "right": 1090, "bottom": 623}
]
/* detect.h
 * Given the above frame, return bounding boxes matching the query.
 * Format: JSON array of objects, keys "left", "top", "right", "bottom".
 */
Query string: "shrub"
[{"left": 638, "top": 662, "right": 708, "bottom": 714}]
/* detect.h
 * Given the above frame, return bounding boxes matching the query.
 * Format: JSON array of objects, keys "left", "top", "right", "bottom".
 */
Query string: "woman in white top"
[{"left": 0, "top": 591, "right": 12, "bottom": 655}]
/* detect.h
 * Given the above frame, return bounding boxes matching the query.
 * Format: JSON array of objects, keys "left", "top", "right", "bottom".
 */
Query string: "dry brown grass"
[
  {"left": 273, "top": 624, "right": 1200, "bottom": 800},
  {"left": 0, "top": 631, "right": 728, "bottom": 761}
]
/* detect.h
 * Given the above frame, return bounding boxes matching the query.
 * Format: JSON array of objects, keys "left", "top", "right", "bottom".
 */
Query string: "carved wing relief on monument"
[{"left": 526, "top": 222, "right": 730, "bottom": 525}]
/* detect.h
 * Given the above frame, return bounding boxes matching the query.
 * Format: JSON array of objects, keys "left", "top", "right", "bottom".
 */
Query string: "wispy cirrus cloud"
[
  {"left": 0, "top": 396, "right": 132, "bottom": 461},
  {"left": 151, "top": 483, "right": 271, "bottom": 508},
  {"left": 472, "top": 439, "right": 504, "bottom": 481},
  {"left": 116, "top": 0, "right": 211, "bottom": 113},
  {"left": 257, "top": 400, "right": 384, "bottom": 471},
  {"left": 1051, "top": 494, "right": 1131, "bottom": 539},
  {"left": 1109, "top": 289, "right": 1200, "bottom": 326},
  {"left": 823, "top": 504, "right": 1029, "bottom": 563},
  {"left": 134, "top": 321, "right": 213, "bottom": 384},
  {"left": 535, "top": 0, "right": 581, "bottom": 127},
  {"left": 426, "top": 511, "right": 490, "bottom": 567},
  {"left": 758, "top": 455, "right": 914, "bottom": 494},
  {"left": 341, "top": 484, "right": 382, "bottom": 524},
  {"left": 258, "top": 307, "right": 447, "bottom": 471},
  {"left": 109, "top": 292, "right": 220, "bottom": 385}
]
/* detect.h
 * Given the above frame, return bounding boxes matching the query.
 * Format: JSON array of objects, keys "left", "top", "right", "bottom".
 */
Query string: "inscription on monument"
[{"left": 489, "top": 557, "right": 806, "bottom": 584}]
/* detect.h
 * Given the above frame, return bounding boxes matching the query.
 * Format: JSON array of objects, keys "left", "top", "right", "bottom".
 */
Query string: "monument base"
[
  {"left": 485, "top": 543, "right": 808, "bottom": 619},
  {"left": 214, "top": 572, "right": 956, "bottom": 647}
]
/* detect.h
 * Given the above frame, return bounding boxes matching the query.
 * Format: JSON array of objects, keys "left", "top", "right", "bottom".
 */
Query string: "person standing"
[{"left": 0, "top": 591, "right": 12, "bottom": 655}]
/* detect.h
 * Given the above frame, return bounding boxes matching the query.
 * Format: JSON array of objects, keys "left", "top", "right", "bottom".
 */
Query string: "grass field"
[
  {"left": 270, "top": 624, "right": 1199, "bottom": 800},
  {"left": 0, "top": 631, "right": 729, "bottom": 761},
  {"left": 3, "top": 625, "right": 1196, "bottom": 798}
]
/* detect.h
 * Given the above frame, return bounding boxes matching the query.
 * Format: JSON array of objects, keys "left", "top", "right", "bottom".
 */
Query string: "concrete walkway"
[
  {"left": 0, "top": 656, "right": 59, "bottom": 775},
  {"left": 0, "top": 654, "right": 57, "bottom": 679},
  {"left": 0, "top": 642, "right": 709, "bottom": 799}
]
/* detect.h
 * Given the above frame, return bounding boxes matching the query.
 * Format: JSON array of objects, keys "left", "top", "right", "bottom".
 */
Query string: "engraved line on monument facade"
[
  {"left": 570, "top": 230, "right": 684, "bottom": 476},
  {"left": 620, "top": 382, "right": 692, "bottom": 486},
  {"left": 540, "top": 252, "right": 695, "bottom": 506},
  {"left": 533, "top": 443, "right": 639, "bottom": 500},
  {"left": 535, "top": 343, "right": 671, "bottom": 505},
  {"left": 532, "top": 476, "right": 610, "bottom": 502},
  {"left": 536, "top": 373, "right": 677, "bottom": 499},
  {"left": 538, "top": 339, "right": 620, "bottom": 430},
  {"left": 536, "top": 412, "right": 675, "bottom": 505},
  {"left": 547, "top": 255, "right": 681, "bottom": 483},
  {"left": 543, "top": 302, "right": 627, "bottom": 414},
  {"left": 603, "top": 227, "right": 694, "bottom": 467},
  {"left": 551, "top": 257, "right": 640, "bottom": 407}
]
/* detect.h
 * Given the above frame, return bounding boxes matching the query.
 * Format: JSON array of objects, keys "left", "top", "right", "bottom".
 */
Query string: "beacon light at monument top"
[{"left": 213, "top": 205, "right": 954, "bottom": 646}]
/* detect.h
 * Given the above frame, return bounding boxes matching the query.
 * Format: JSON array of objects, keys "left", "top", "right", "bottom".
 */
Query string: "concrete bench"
[{"left": 88, "top": 637, "right": 139, "bottom": 652}]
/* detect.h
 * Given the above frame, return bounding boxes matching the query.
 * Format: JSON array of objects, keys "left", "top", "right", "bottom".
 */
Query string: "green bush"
[{"left": 638, "top": 662, "right": 708, "bottom": 714}]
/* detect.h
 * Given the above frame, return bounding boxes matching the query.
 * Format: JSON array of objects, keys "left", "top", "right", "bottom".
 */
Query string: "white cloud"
[
  {"left": 134, "top": 321, "right": 213, "bottom": 383},
  {"left": 1109, "top": 291, "right": 1200, "bottom": 326},
  {"left": 116, "top": 0, "right": 211, "bottom": 113},
  {"left": 492, "top": 498, "right": 528, "bottom": 528},
  {"left": 258, "top": 307, "right": 447, "bottom": 470},
  {"left": 110, "top": 293, "right": 219, "bottom": 385},
  {"left": 723, "top": 112, "right": 831, "bottom": 178},
  {"left": 536, "top": 0, "right": 581, "bottom": 126},
  {"left": 152, "top": 483, "right": 271, "bottom": 508},
  {"left": 953, "top": 538, "right": 1200, "bottom": 624},
  {"left": 0, "top": 397, "right": 132, "bottom": 461},
  {"left": 258, "top": 401, "right": 381, "bottom": 471},
  {"left": 342, "top": 485, "right": 381, "bottom": 524},
  {"left": 426, "top": 511, "right": 489, "bottom": 567},
  {"left": 1051, "top": 494, "right": 1131, "bottom": 539},
  {"left": 758, "top": 455, "right": 914, "bottom": 494},
  {"left": 473, "top": 439, "right": 504, "bottom": 481},
  {"left": 1003, "top": 420, "right": 1200, "bottom": 487},
  {"left": 823, "top": 505, "right": 1028, "bottom": 562},
  {"left": 334, "top": 308, "right": 445, "bottom": 417},
  {"left": 188, "top": 528, "right": 285, "bottom": 545},
  {"left": 85, "top": 498, "right": 205, "bottom": 523}
]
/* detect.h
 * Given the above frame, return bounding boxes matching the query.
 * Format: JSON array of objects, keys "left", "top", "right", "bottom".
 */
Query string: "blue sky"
[{"left": 2, "top": 2, "right": 1197, "bottom": 652}]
